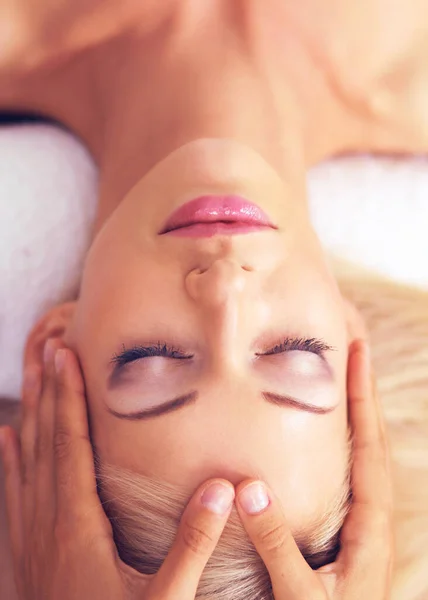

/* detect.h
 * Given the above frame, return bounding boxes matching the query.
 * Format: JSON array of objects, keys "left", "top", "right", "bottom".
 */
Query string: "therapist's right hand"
[
  {"left": 234, "top": 339, "right": 393, "bottom": 599},
  {"left": 0, "top": 338, "right": 235, "bottom": 600}
]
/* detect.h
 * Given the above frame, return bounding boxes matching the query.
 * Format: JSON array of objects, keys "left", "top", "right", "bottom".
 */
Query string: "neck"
[{"left": 91, "top": 3, "right": 357, "bottom": 232}]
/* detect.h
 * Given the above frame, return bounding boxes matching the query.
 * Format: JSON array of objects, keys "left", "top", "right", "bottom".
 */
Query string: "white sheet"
[{"left": 0, "top": 124, "right": 427, "bottom": 400}]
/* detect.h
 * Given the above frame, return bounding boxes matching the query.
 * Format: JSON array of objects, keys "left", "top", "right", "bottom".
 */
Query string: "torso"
[{"left": 1, "top": 0, "right": 428, "bottom": 165}]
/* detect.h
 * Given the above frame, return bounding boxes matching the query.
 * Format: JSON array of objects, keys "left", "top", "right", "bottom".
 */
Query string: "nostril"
[{"left": 195, "top": 265, "right": 252, "bottom": 273}]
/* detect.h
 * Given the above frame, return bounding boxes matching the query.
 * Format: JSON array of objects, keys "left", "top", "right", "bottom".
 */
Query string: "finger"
[
  {"left": 340, "top": 341, "right": 393, "bottom": 587},
  {"left": 36, "top": 338, "right": 62, "bottom": 463},
  {"left": 235, "top": 479, "right": 326, "bottom": 599},
  {"left": 346, "top": 340, "right": 392, "bottom": 519},
  {"left": 148, "top": 479, "right": 234, "bottom": 599},
  {"left": 0, "top": 426, "right": 24, "bottom": 566},
  {"left": 53, "top": 348, "right": 106, "bottom": 526},
  {"left": 22, "top": 302, "right": 74, "bottom": 372},
  {"left": 20, "top": 365, "right": 41, "bottom": 491},
  {"left": 35, "top": 338, "right": 63, "bottom": 516}
]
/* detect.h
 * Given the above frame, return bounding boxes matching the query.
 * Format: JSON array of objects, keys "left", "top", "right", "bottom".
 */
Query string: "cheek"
[
  {"left": 74, "top": 254, "right": 180, "bottom": 367},
  {"left": 285, "top": 411, "right": 347, "bottom": 481},
  {"left": 263, "top": 404, "right": 347, "bottom": 511}
]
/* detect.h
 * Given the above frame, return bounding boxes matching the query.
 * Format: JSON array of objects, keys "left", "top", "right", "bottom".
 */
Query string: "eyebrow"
[
  {"left": 262, "top": 392, "right": 335, "bottom": 414},
  {"left": 107, "top": 390, "right": 335, "bottom": 421}
]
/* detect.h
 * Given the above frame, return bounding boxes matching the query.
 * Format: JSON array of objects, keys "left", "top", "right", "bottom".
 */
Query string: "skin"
[
  {"left": 0, "top": 0, "right": 426, "bottom": 594},
  {"left": 68, "top": 137, "right": 350, "bottom": 533},
  {"left": 0, "top": 339, "right": 393, "bottom": 599}
]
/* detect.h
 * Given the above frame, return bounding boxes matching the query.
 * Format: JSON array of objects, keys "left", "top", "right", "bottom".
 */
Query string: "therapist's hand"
[
  {"left": 0, "top": 338, "right": 235, "bottom": 600},
  {"left": 234, "top": 339, "right": 393, "bottom": 599}
]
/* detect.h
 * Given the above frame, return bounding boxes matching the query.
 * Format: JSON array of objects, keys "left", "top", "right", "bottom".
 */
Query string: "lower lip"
[{"left": 165, "top": 222, "right": 272, "bottom": 237}]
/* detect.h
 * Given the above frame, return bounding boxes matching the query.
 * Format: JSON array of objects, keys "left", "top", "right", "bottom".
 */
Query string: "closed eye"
[
  {"left": 110, "top": 336, "right": 334, "bottom": 367},
  {"left": 257, "top": 337, "right": 334, "bottom": 357},
  {"left": 107, "top": 336, "right": 335, "bottom": 390},
  {"left": 106, "top": 336, "right": 337, "bottom": 418},
  {"left": 111, "top": 342, "right": 194, "bottom": 367}
]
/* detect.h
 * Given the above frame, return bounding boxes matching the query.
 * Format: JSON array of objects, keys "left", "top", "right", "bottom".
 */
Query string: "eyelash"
[
  {"left": 111, "top": 342, "right": 193, "bottom": 366},
  {"left": 257, "top": 337, "right": 334, "bottom": 357},
  {"left": 110, "top": 337, "right": 334, "bottom": 366}
]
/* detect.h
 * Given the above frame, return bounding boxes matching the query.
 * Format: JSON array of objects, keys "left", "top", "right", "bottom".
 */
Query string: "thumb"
[{"left": 147, "top": 479, "right": 234, "bottom": 599}]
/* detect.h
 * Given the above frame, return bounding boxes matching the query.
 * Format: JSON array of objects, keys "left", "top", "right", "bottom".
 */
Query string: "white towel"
[{"left": 1, "top": 123, "right": 427, "bottom": 400}]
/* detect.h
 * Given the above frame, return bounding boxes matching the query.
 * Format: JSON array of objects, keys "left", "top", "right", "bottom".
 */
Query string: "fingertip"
[
  {"left": 199, "top": 479, "right": 235, "bottom": 516},
  {"left": 54, "top": 348, "right": 67, "bottom": 375},
  {"left": 236, "top": 479, "right": 271, "bottom": 516},
  {"left": 43, "top": 337, "right": 56, "bottom": 365},
  {"left": 42, "top": 337, "right": 65, "bottom": 385},
  {"left": 349, "top": 338, "right": 369, "bottom": 358},
  {"left": 55, "top": 347, "right": 86, "bottom": 394}
]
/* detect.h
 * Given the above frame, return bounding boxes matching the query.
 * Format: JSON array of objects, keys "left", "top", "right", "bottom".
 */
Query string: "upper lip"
[{"left": 159, "top": 195, "right": 277, "bottom": 234}]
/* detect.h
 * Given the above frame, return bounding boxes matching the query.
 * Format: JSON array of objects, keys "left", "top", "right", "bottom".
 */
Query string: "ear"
[
  {"left": 342, "top": 297, "right": 368, "bottom": 344},
  {"left": 23, "top": 301, "right": 77, "bottom": 373}
]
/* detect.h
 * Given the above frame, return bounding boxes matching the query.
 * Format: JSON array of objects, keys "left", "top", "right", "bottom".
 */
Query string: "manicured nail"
[
  {"left": 238, "top": 481, "right": 270, "bottom": 514},
  {"left": 55, "top": 349, "right": 66, "bottom": 373},
  {"left": 43, "top": 339, "right": 55, "bottom": 365},
  {"left": 201, "top": 482, "right": 235, "bottom": 515}
]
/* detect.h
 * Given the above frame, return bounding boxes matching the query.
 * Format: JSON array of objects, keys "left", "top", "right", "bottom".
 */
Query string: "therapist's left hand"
[
  {"left": 0, "top": 338, "right": 236, "bottom": 600},
  {"left": 234, "top": 340, "right": 393, "bottom": 600}
]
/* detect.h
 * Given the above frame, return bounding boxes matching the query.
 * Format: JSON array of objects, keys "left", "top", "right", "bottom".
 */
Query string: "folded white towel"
[
  {"left": 0, "top": 124, "right": 98, "bottom": 399},
  {"left": 1, "top": 124, "right": 427, "bottom": 400},
  {"left": 308, "top": 155, "right": 428, "bottom": 289}
]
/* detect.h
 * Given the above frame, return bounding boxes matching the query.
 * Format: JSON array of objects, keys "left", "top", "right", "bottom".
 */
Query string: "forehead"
[{"left": 89, "top": 371, "right": 349, "bottom": 530}]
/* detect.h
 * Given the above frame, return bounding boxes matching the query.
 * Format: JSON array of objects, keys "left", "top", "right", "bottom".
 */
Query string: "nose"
[
  {"left": 185, "top": 259, "right": 251, "bottom": 307},
  {"left": 185, "top": 258, "right": 261, "bottom": 369}
]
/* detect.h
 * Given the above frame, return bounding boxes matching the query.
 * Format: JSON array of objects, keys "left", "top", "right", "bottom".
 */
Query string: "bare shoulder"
[
  {"left": 0, "top": 0, "right": 172, "bottom": 73},
  {"left": 283, "top": 0, "right": 428, "bottom": 154},
  {"left": 0, "top": 0, "right": 174, "bottom": 120}
]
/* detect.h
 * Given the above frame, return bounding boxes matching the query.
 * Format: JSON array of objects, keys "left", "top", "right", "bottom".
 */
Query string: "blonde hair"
[
  {"left": 337, "top": 263, "right": 428, "bottom": 600},
  {"left": 97, "top": 450, "right": 351, "bottom": 599},
  {"left": 96, "top": 263, "right": 428, "bottom": 600}
]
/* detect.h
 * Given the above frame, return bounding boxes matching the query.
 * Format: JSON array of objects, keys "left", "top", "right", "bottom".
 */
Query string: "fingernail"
[
  {"left": 55, "top": 349, "right": 66, "bottom": 373},
  {"left": 201, "top": 482, "right": 235, "bottom": 515},
  {"left": 44, "top": 339, "right": 55, "bottom": 365},
  {"left": 238, "top": 481, "right": 270, "bottom": 515}
]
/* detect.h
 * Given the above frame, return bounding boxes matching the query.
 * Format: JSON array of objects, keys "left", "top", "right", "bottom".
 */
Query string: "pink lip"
[{"left": 160, "top": 195, "right": 276, "bottom": 237}]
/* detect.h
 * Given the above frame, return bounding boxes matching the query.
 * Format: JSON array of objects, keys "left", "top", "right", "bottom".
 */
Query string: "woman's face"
[{"left": 68, "top": 138, "right": 350, "bottom": 536}]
